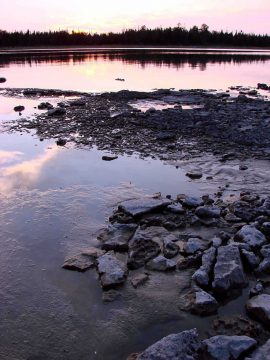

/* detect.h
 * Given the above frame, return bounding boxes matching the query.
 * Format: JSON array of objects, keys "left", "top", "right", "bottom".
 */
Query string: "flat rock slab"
[
  {"left": 119, "top": 198, "right": 171, "bottom": 217},
  {"left": 202, "top": 335, "right": 257, "bottom": 360},
  {"left": 98, "top": 223, "right": 137, "bottom": 252},
  {"left": 246, "top": 294, "right": 270, "bottom": 326},
  {"left": 235, "top": 225, "right": 266, "bottom": 249},
  {"left": 246, "top": 339, "right": 270, "bottom": 360},
  {"left": 146, "top": 255, "right": 176, "bottom": 271},
  {"left": 97, "top": 252, "right": 128, "bottom": 289},
  {"left": 212, "top": 245, "right": 246, "bottom": 294},
  {"left": 62, "top": 254, "right": 96, "bottom": 272},
  {"left": 137, "top": 329, "right": 201, "bottom": 360},
  {"left": 127, "top": 226, "right": 166, "bottom": 269}
]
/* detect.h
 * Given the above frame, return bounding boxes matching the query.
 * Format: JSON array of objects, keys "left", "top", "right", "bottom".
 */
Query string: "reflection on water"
[{"left": 0, "top": 48, "right": 270, "bottom": 92}]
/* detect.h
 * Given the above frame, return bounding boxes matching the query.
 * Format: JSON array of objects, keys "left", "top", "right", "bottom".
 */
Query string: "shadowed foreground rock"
[
  {"left": 136, "top": 329, "right": 201, "bottom": 360},
  {"left": 246, "top": 294, "right": 270, "bottom": 326},
  {"left": 246, "top": 339, "right": 270, "bottom": 360}
]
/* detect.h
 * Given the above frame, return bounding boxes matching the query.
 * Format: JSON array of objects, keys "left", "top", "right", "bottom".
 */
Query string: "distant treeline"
[{"left": 0, "top": 25, "right": 270, "bottom": 47}]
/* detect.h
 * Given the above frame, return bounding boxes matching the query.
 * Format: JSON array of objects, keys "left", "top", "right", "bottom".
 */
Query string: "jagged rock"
[
  {"left": 97, "top": 252, "right": 128, "bottom": 289},
  {"left": 47, "top": 107, "right": 66, "bottom": 116},
  {"left": 241, "top": 249, "right": 260, "bottom": 270},
  {"left": 130, "top": 273, "right": 149, "bottom": 288},
  {"left": 246, "top": 339, "right": 270, "bottom": 359},
  {"left": 181, "top": 288, "right": 218, "bottom": 316},
  {"left": 195, "top": 207, "right": 221, "bottom": 219},
  {"left": 98, "top": 223, "right": 137, "bottom": 252},
  {"left": 146, "top": 255, "right": 176, "bottom": 271},
  {"left": 192, "top": 247, "right": 216, "bottom": 287},
  {"left": 102, "top": 289, "right": 121, "bottom": 302},
  {"left": 246, "top": 294, "right": 270, "bottom": 326},
  {"left": 163, "top": 235, "right": 179, "bottom": 258},
  {"left": 235, "top": 225, "right": 266, "bottom": 249},
  {"left": 183, "top": 237, "right": 208, "bottom": 255},
  {"left": 212, "top": 245, "right": 246, "bottom": 294},
  {"left": 119, "top": 198, "right": 171, "bottom": 217},
  {"left": 127, "top": 227, "right": 163, "bottom": 269},
  {"left": 62, "top": 253, "right": 96, "bottom": 272},
  {"left": 137, "top": 329, "right": 201, "bottom": 360},
  {"left": 202, "top": 335, "right": 257, "bottom": 360}
]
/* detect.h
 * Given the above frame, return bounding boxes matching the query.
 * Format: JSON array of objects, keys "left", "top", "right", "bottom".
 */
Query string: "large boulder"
[
  {"left": 202, "top": 335, "right": 257, "bottom": 360},
  {"left": 212, "top": 245, "right": 246, "bottom": 294},
  {"left": 246, "top": 294, "right": 270, "bottom": 326},
  {"left": 137, "top": 329, "right": 201, "bottom": 360},
  {"left": 97, "top": 223, "right": 137, "bottom": 252},
  {"left": 127, "top": 227, "right": 163, "bottom": 269},
  {"left": 118, "top": 198, "right": 171, "bottom": 217},
  {"left": 192, "top": 247, "right": 216, "bottom": 287},
  {"left": 235, "top": 225, "right": 266, "bottom": 249},
  {"left": 96, "top": 252, "right": 128, "bottom": 289}
]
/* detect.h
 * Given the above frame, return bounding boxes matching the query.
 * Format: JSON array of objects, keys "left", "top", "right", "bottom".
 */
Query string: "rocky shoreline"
[{"left": 1, "top": 83, "right": 270, "bottom": 359}]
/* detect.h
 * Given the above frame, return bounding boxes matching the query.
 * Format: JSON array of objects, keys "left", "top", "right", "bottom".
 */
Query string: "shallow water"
[{"left": 0, "top": 48, "right": 270, "bottom": 92}]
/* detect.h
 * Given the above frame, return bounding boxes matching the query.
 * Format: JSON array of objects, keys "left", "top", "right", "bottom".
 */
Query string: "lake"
[
  {"left": 1, "top": 47, "right": 270, "bottom": 92},
  {"left": 0, "top": 48, "right": 270, "bottom": 360}
]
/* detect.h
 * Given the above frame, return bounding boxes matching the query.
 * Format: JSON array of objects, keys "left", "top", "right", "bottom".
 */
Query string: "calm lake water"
[
  {"left": 0, "top": 48, "right": 270, "bottom": 360},
  {"left": 1, "top": 48, "right": 270, "bottom": 92}
]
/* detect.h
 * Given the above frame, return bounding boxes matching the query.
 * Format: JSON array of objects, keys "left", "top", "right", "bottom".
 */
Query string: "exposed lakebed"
[{"left": 0, "top": 54, "right": 270, "bottom": 359}]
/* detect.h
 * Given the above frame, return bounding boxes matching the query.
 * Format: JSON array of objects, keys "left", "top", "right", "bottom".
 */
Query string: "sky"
[{"left": 0, "top": 0, "right": 269, "bottom": 34}]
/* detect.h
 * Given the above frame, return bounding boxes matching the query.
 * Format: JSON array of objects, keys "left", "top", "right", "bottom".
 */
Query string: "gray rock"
[
  {"left": 163, "top": 235, "right": 179, "bottom": 258},
  {"left": 232, "top": 201, "right": 257, "bottom": 222},
  {"left": 202, "top": 335, "right": 257, "bottom": 360},
  {"left": 246, "top": 294, "right": 270, "bottom": 326},
  {"left": 241, "top": 249, "right": 260, "bottom": 269},
  {"left": 137, "top": 329, "right": 201, "bottom": 360},
  {"left": 127, "top": 227, "right": 163, "bottom": 269},
  {"left": 195, "top": 206, "right": 221, "bottom": 219},
  {"left": 255, "top": 258, "right": 270, "bottom": 275},
  {"left": 246, "top": 339, "right": 270, "bottom": 359},
  {"left": 235, "top": 225, "right": 266, "bottom": 249},
  {"left": 119, "top": 198, "right": 171, "bottom": 217},
  {"left": 146, "top": 255, "right": 176, "bottom": 271},
  {"left": 98, "top": 223, "right": 137, "bottom": 252},
  {"left": 97, "top": 252, "right": 128, "bottom": 289},
  {"left": 181, "top": 288, "right": 218, "bottom": 316},
  {"left": 47, "top": 107, "right": 66, "bottom": 116},
  {"left": 192, "top": 247, "right": 216, "bottom": 287},
  {"left": 260, "top": 244, "right": 270, "bottom": 258},
  {"left": 183, "top": 238, "right": 208, "bottom": 255},
  {"left": 249, "top": 282, "right": 264, "bottom": 298},
  {"left": 212, "top": 245, "right": 246, "bottom": 294},
  {"left": 14, "top": 105, "right": 25, "bottom": 112},
  {"left": 62, "top": 253, "right": 96, "bottom": 272},
  {"left": 181, "top": 197, "right": 204, "bottom": 209},
  {"left": 186, "top": 171, "right": 203, "bottom": 180},
  {"left": 167, "top": 203, "right": 185, "bottom": 214},
  {"left": 130, "top": 273, "right": 149, "bottom": 288}
]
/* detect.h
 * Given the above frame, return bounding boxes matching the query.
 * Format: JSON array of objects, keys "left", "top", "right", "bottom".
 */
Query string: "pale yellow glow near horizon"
[{"left": 0, "top": 0, "right": 269, "bottom": 34}]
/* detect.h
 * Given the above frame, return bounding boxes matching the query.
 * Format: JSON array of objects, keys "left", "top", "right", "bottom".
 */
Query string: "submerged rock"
[
  {"left": 202, "top": 335, "right": 257, "bottom": 360},
  {"left": 246, "top": 294, "right": 270, "bottom": 326},
  {"left": 137, "top": 329, "right": 201, "bottom": 360},
  {"left": 212, "top": 245, "right": 246, "bottom": 294},
  {"left": 127, "top": 227, "right": 163, "bottom": 269},
  {"left": 146, "top": 255, "right": 176, "bottom": 271},
  {"left": 119, "top": 198, "right": 171, "bottom": 217},
  {"left": 186, "top": 171, "right": 203, "bottom": 180},
  {"left": 235, "top": 225, "right": 266, "bottom": 249},
  {"left": 98, "top": 223, "right": 137, "bottom": 252},
  {"left": 97, "top": 252, "right": 128, "bottom": 289},
  {"left": 130, "top": 273, "right": 149, "bottom": 288},
  {"left": 62, "top": 253, "right": 96, "bottom": 272}
]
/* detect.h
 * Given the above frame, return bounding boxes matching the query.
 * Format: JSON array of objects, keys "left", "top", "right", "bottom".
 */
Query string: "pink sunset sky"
[{"left": 0, "top": 0, "right": 269, "bottom": 34}]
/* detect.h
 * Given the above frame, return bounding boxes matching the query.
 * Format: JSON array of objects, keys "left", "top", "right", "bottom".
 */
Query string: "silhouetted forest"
[{"left": 0, "top": 25, "right": 270, "bottom": 47}]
